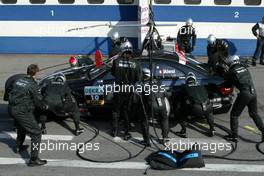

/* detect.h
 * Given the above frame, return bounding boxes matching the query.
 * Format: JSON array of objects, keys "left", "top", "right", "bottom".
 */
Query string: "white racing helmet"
[
  {"left": 120, "top": 41, "right": 133, "bottom": 54},
  {"left": 186, "top": 18, "right": 193, "bottom": 26},
  {"left": 186, "top": 72, "right": 197, "bottom": 86},
  {"left": 207, "top": 34, "right": 217, "bottom": 45},
  {"left": 111, "top": 32, "right": 120, "bottom": 41},
  {"left": 226, "top": 55, "right": 240, "bottom": 67},
  {"left": 55, "top": 73, "right": 66, "bottom": 83},
  {"left": 142, "top": 68, "right": 151, "bottom": 78}
]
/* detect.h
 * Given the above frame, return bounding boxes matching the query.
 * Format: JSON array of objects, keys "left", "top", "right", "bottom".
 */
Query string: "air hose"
[
  {"left": 191, "top": 121, "right": 264, "bottom": 161},
  {"left": 137, "top": 91, "right": 164, "bottom": 150},
  {"left": 145, "top": 22, "right": 166, "bottom": 151},
  {"left": 74, "top": 105, "right": 264, "bottom": 165},
  {"left": 39, "top": 62, "right": 68, "bottom": 72},
  {"left": 75, "top": 89, "right": 164, "bottom": 163},
  {"left": 203, "top": 135, "right": 264, "bottom": 162},
  {"left": 166, "top": 113, "right": 264, "bottom": 161},
  {"left": 76, "top": 120, "right": 147, "bottom": 163}
]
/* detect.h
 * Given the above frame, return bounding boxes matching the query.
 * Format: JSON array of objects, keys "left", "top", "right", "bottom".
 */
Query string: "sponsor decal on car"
[{"left": 84, "top": 86, "right": 104, "bottom": 105}]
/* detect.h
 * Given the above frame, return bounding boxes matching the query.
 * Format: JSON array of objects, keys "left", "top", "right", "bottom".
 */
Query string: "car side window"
[
  {"left": 89, "top": 67, "right": 107, "bottom": 80},
  {"left": 155, "top": 63, "right": 185, "bottom": 78}
]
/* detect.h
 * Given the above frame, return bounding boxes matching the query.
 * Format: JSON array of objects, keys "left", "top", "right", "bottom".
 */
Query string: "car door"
[
  {"left": 154, "top": 60, "right": 186, "bottom": 91},
  {"left": 153, "top": 60, "right": 187, "bottom": 117}
]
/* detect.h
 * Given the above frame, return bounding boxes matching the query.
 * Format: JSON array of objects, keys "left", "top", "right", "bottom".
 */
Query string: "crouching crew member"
[
  {"left": 9, "top": 64, "right": 48, "bottom": 166},
  {"left": 142, "top": 68, "right": 170, "bottom": 145},
  {"left": 41, "top": 74, "right": 84, "bottom": 136},
  {"left": 224, "top": 55, "right": 264, "bottom": 142},
  {"left": 207, "top": 34, "right": 229, "bottom": 70},
  {"left": 111, "top": 41, "right": 142, "bottom": 140},
  {"left": 177, "top": 72, "right": 215, "bottom": 138}
]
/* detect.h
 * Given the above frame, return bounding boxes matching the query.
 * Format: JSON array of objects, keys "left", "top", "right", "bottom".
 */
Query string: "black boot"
[
  {"left": 208, "top": 128, "right": 216, "bottom": 137},
  {"left": 74, "top": 121, "right": 84, "bottom": 136},
  {"left": 28, "top": 158, "right": 47, "bottom": 167},
  {"left": 124, "top": 132, "right": 132, "bottom": 141},
  {"left": 260, "top": 61, "right": 264, "bottom": 65},
  {"left": 41, "top": 128, "right": 47, "bottom": 135},
  {"left": 229, "top": 115, "right": 239, "bottom": 142},
  {"left": 41, "top": 124, "right": 47, "bottom": 134},
  {"left": 75, "top": 128, "right": 84, "bottom": 136},
  {"left": 111, "top": 128, "right": 118, "bottom": 137},
  {"left": 252, "top": 60, "right": 257, "bottom": 66},
  {"left": 140, "top": 140, "right": 151, "bottom": 147},
  {"left": 176, "top": 129, "right": 187, "bottom": 138},
  {"left": 176, "top": 124, "right": 187, "bottom": 138}
]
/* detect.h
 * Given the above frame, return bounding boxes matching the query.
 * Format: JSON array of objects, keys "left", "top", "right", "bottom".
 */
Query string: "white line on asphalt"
[
  {"left": 0, "top": 132, "right": 74, "bottom": 141},
  {"left": 113, "top": 137, "right": 231, "bottom": 144},
  {"left": 0, "top": 132, "right": 230, "bottom": 144},
  {"left": 244, "top": 125, "right": 261, "bottom": 135},
  {"left": 0, "top": 157, "right": 263, "bottom": 173}
]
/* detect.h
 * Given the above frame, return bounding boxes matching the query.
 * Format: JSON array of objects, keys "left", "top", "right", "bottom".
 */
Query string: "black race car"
[{"left": 38, "top": 51, "right": 233, "bottom": 117}]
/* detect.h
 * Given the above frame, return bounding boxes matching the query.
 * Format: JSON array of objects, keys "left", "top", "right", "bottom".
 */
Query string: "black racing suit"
[
  {"left": 143, "top": 80, "right": 169, "bottom": 139},
  {"left": 42, "top": 81, "right": 81, "bottom": 131},
  {"left": 179, "top": 85, "right": 214, "bottom": 133},
  {"left": 4, "top": 74, "right": 27, "bottom": 129},
  {"left": 4, "top": 74, "right": 27, "bottom": 102},
  {"left": 111, "top": 55, "right": 142, "bottom": 135},
  {"left": 109, "top": 41, "right": 121, "bottom": 58},
  {"left": 207, "top": 39, "right": 229, "bottom": 70},
  {"left": 252, "top": 22, "right": 264, "bottom": 62},
  {"left": 227, "top": 64, "right": 264, "bottom": 137},
  {"left": 177, "top": 25, "right": 197, "bottom": 54},
  {"left": 8, "top": 76, "right": 47, "bottom": 160}
]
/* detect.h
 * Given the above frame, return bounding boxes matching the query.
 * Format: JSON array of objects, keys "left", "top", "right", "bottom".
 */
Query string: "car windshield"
[{"left": 185, "top": 57, "right": 211, "bottom": 75}]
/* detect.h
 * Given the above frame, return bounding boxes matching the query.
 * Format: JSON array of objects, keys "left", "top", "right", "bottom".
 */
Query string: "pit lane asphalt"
[{"left": 0, "top": 55, "right": 263, "bottom": 176}]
